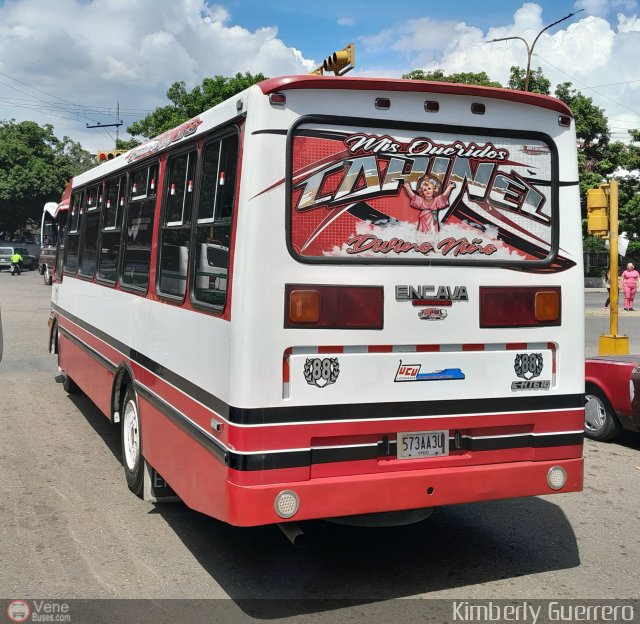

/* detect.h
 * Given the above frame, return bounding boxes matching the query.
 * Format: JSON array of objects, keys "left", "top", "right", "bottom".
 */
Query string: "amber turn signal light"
[
  {"left": 535, "top": 290, "right": 560, "bottom": 322},
  {"left": 289, "top": 290, "right": 321, "bottom": 324}
]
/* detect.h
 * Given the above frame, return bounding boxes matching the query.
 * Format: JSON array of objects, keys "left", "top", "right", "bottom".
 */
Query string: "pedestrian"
[
  {"left": 621, "top": 262, "right": 640, "bottom": 311},
  {"left": 603, "top": 269, "right": 611, "bottom": 310}
]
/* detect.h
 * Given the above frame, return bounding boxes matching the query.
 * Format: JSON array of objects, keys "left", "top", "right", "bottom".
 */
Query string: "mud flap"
[{"left": 143, "top": 461, "right": 180, "bottom": 503}]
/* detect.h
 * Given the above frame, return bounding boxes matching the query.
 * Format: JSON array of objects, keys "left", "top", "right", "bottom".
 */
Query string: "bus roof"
[{"left": 258, "top": 75, "right": 573, "bottom": 117}]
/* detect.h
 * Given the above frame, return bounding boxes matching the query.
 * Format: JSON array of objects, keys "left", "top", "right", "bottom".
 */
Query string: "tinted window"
[
  {"left": 193, "top": 134, "right": 238, "bottom": 309},
  {"left": 122, "top": 163, "right": 158, "bottom": 290},
  {"left": 64, "top": 190, "right": 83, "bottom": 273},
  {"left": 158, "top": 151, "right": 196, "bottom": 298},
  {"left": 79, "top": 211, "right": 100, "bottom": 277},
  {"left": 98, "top": 175, "right": 126, "bottom": 284}
]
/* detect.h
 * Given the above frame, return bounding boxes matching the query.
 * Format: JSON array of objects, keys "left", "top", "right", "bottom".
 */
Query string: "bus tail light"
[
  {"left": 480, "top": 287, "right": 561, "bottom": 328},
  {"left": 286, "top": 285, "right": 383, "bottom": 329}
]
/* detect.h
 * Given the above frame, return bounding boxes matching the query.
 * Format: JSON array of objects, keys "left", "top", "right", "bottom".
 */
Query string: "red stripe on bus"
[{"left": 368, "top": 345, "right": 393, "bottom": 353}]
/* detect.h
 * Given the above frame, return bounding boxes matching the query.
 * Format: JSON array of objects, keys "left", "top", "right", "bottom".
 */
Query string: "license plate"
[{"left": 397, "top": 430, "right": 449, "bottom": 459}]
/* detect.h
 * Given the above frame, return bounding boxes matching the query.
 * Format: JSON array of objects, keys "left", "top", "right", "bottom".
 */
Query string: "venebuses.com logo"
[
  {"left": 7, "top": 600, "right": 30, "bottom": 623},
  {"left": 6, "top": 599, "right": 71, "bottom": 623}
]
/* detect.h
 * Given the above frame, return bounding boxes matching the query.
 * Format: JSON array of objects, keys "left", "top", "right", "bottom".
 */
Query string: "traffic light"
[
  {"left": 96, "top": 149, "right": 127, "bottom": 163},
  {"left": 310, "top": 43, "right": 355, "bottom": 76},
  {"left": 587, "top": 187, "right": 609, "bottom": 238}
]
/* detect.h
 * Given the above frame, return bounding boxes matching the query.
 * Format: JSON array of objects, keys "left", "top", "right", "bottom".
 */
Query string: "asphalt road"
[
  {"left": 585, "top": 288, "right": 640, "bottom": 356},
  {"left": 0, "top": 273, "right": 639, "bottom": 623}
]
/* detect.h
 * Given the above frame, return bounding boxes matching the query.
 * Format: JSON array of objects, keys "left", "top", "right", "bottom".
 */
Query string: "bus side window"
[
  {"left": 158, "top": 150, "right": 196, "bottom": 298},
  {"left": 98, "top": 175, "right": 126, "bottom": 284},
  {"left": 64, "top": 191, "right": 84, "bottom": 275},
  {"left": 121, "top": 163, "right": 158, "bottom": 291},
  {"left": 78, "top": 183, "right": 102, "bottom": 279},
  {"left": 192, "top": 133, "right": 238, "bottom": 309}
]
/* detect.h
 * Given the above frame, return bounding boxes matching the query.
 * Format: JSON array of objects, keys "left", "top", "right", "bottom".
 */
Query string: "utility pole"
[
  {"left": 87, "top": 101, "right": 123, "bottom": 148},
  {"left": 487, "top": 9, "right": 584, "bottom": 91}
]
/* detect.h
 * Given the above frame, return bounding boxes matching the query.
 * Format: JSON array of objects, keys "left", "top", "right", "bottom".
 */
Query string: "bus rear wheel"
[{"left": 121, "top": 386, "right": 144, "bottom": 497}]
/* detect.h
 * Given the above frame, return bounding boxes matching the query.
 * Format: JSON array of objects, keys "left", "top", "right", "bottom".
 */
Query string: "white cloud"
[
  {"left": 575, "top": 0, "right": 610, "bottom": 16},
  {"left": 0, "top": 0, "right": 313, "bottom": 151},
  {"left": 337, "top": 17, "right": 354, "bottom": 26},
  {"left": 363, "top": 2, "right": 640, "bottom": 140},
  {"left": 575, "top": 0, "right": 638, "bottom": 16}
]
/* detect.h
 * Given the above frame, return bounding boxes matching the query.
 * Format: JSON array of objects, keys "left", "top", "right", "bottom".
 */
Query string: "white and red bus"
[{"left": 49, "top": 76, "right": 584, "bottom": 530}]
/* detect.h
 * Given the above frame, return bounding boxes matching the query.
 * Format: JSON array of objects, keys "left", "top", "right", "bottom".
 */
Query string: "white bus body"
[{"left": 50, "top": 77, "right": 584, "bottom": 527}]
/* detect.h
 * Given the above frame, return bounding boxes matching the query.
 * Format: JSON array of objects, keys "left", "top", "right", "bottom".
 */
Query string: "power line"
[
  {"left": 588, "top": 78, "right": 640, "bottom": 88},
  {"left": 535, "top": 53, "right": 640, "bottom": 118},
  {"left": 0, "top": 69, "right": 152, "bottom": 130}
]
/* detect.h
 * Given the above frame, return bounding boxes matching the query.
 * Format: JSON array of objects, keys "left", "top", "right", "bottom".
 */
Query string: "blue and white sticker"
[{"left": 395, "top": 360, "right": 465, "bottom": 382}]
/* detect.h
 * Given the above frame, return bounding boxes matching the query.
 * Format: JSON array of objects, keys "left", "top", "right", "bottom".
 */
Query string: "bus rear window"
[{"left": 288, "top": 123, "right": 557, "bottom": 265}]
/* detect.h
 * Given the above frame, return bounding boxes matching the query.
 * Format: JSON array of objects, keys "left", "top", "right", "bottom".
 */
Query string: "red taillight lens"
[
  {"left": 285, "top": 285, "right": 383, "bottom": 329},
  {"left": 480, "top": 287, "right": 561, "bottom": 328}
]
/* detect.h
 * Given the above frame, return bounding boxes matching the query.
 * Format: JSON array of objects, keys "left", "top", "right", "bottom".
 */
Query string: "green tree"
[
  {"left": 555, "top": 82, "right": 609, "bottom": 150},
  {"left": 402, "top": 69, "right": 502, "bottom": 87},
  {"left": 0, "top": 120, "right": 94, "bottom": 236},
  {"left": 507, "top": 66, "right": 551, "bottom": 94},
  {"left": 115, "top": 137, "right": 141, "bottom": 150},
  {"left": 127, "top": 72, "right": 267, "bottom": 139}
]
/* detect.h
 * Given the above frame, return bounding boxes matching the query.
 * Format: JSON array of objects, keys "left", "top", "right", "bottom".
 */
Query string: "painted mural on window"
[{"left": 289, "top": 126, "right": 559, "bottom": 264}]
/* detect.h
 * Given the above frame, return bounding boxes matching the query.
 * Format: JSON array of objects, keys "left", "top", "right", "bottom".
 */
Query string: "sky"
[{"left": 0, "top": 0, "right": 639, "bottom": 153}]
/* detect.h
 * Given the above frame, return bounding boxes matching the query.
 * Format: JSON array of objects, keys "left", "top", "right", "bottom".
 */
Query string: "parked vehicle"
[
  {"left": 0, "top": 246, "right": 37, "bottom": 271},
  {"left": 585, "top": 355, "right": 640, "bottom": 441}
]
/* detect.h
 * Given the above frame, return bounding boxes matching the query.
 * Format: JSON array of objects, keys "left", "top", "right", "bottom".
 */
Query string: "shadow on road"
[
  {"left": 616, "top": 430, "right": 640, "bottom": 451},
  {"left": 66, "top": 383, "right": 581, "bottom": 618},
  {"left": 151, "top": 497, "right": 579, "bottom": 618}
]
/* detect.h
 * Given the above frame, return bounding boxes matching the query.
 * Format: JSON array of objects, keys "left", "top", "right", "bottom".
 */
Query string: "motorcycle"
[{"left": 9, "top": 262, "right": 21, "bottom": 276}]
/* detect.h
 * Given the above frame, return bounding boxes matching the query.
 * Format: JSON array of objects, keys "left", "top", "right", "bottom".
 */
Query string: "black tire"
[
  {"left": 584, "top": 385, "right": 621, "bottom": 442},
  {"left": 63, "top": 373, "right": 79, "bottom": 394},
  {"left": 121, "top": 385, "right": 144, "bottom": 497}
]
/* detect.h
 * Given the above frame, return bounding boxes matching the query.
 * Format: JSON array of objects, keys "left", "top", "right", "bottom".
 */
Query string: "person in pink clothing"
[
  {"left": 621, "top": 262, "right": 640, "bottom": 311},
  {"left": 402, "top": 175, "right": 456, "bottom": 233}
]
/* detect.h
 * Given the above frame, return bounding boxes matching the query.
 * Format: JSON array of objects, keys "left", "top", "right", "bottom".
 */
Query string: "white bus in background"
[
  {"left": 48, "top": 76, "right": 584, "bottom": 534},
  {"left": 40, "top": 182, "right": 71, "bottom": 284}
]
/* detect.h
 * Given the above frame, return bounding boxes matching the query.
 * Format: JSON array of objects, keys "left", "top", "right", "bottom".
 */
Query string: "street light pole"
[{"left": 487, "top": 9, "right": 584, "bottom": 91}]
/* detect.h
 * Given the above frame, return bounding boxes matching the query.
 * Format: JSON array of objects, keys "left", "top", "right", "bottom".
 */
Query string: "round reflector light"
[
  {"left": 547, "top": 466, "right": 567, "bottom": 490},
  {"left": 274, "top": 490, "right": 299, "bottom": 519}
]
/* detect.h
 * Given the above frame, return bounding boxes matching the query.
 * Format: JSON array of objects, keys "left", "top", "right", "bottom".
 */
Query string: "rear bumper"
[{"left": 225, "top": 457, "right": 583, "bottom": 526}]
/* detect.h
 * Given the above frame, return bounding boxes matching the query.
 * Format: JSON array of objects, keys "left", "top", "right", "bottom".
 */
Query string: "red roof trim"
[{"left": 258, "top": 75, "right": 573, "bottom": 117}]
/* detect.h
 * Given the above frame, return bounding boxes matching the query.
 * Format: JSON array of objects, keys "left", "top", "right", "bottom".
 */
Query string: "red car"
[{"left": 585, "top": 355, "right": 640, "bottom": 441}]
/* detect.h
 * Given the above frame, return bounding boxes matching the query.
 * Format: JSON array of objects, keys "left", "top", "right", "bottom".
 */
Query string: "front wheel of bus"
[
  {"left": 585, "top": 386, "right": 621, "bottom": 442},
  {"left": 122, "top": 386, "right": 144, "bottom": 497}
]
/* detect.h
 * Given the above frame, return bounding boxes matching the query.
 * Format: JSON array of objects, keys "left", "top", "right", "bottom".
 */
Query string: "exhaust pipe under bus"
[{"left": 277, "top": 523, "right": 307, "bottom": 548}]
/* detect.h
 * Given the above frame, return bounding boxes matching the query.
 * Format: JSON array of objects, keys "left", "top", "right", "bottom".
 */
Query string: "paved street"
[
  {"left": 585, "top": 288, "right": 640, "bottom": 356},
  {"left": 1, "top": 273, "right": 639, "bottom": 622}
]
